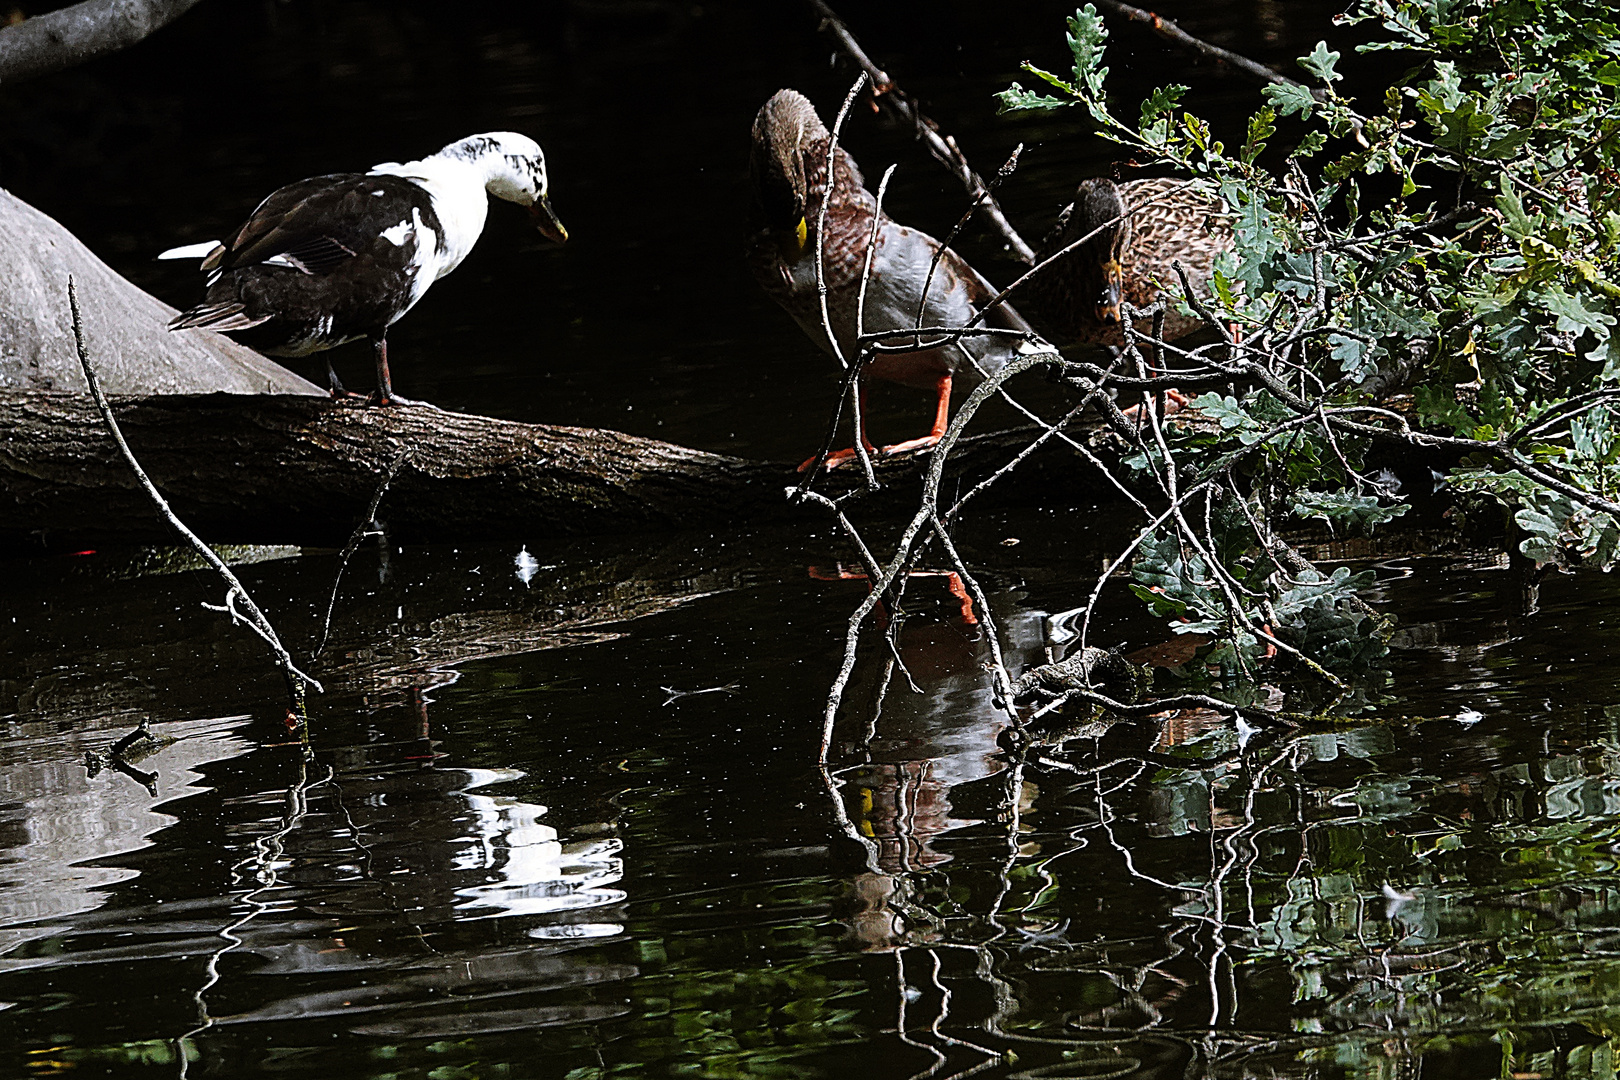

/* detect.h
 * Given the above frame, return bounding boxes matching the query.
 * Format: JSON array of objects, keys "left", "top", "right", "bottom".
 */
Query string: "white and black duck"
[{"left": 161, "top": 132, "right": 567, "bottom": 405}]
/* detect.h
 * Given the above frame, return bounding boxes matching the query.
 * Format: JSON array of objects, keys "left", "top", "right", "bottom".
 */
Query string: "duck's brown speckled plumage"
[
  {"left": 1030, "top": 176, "right": 1233, "bottom": 348},
  {"left": 747, "top": 90, "right": 1036, "bottom": 409}
]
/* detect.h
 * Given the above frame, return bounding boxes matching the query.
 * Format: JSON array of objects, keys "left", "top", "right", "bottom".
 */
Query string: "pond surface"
[
  {"left": 6, "top": 2, "right": 1620, "bottom": 1078},
  {"left": 7, "top": 527, "right": 1620, "bottom": 1079}
]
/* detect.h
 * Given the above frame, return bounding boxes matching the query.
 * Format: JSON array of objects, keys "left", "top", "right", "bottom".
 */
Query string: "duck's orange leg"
[
  {"left": 942, "top": 570, "right": 978, "bottom": 625},
  {"left": 800, "top": 382, "right": 879, "bottom": 472},
  {"left": 1121, "top": 386, "right": 1190, "bottom": 422},
  {"left": 880, "top": 373, "right": 952, "bottom": 456}
]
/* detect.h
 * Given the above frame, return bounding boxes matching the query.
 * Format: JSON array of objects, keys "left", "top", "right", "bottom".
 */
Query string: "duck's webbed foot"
[
  {"left": 324, "top": 359, "right": 368, "bottom": 402},
  {"left": 366, "top": 336, "right": 440, "bottom": 408},
  {"left": 797, "top": 444, "right": 878, "bottom": 472},
  {"left": 366, "top": 389, "right": 438, "bottom": 409},
  {"left": 877, "top": 434, "right": 942, "bottom": 457}
]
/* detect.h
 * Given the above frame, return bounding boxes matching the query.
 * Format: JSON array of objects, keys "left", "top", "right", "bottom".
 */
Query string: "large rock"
[{"left": 0, "top": 187, "right": 319, "bottom": 395}]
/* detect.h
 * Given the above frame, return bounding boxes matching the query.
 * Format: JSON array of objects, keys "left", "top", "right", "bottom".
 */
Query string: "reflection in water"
[
  {"left": 451, "top": 767, "right": 625, "bottom": 926},
  {"left": 829, "top": 577, "right": 1048, "bottom": 951},
  {"left": 800, "top": 555, "right": 1620, "bottom": 1078},
  {"left": 179, "top": 753, "right": 634, "bottom": 1055},
  {"left": 11, "top": 542, "right": 1620, "bottom": 1076},
  {"left": 0, "top": 715, "right": 253, "bottom": 962},
  {"left": 0, "top": 702, "right": 633, "bottom": 1071}
]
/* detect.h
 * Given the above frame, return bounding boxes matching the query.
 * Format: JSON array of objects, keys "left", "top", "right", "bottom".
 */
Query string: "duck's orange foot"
[
  {"left": 797, "top": 445, "right": 878, "bottom": 472},
  {"left": 367, "top": 389, "right": 434, "bottom": 408},
  {"left": 796, "top": 434, "right": 943, "bottom": 472},
  {"left": 878, "top": 434, "right": 942, "bottom": 457},
  {"left": 1121, "top": 388, "right": 1191, "bottom": 422}
]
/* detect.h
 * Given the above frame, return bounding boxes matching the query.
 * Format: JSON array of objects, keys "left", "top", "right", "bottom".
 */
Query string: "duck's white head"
[{"left": 433, "top": 132, "right": 567, "bottom": 244}]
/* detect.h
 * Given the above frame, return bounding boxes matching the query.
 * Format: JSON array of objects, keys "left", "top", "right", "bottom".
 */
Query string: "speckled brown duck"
[
  {"left": 747, "top": 89, "right": 1041, "bottom": 469},
  {"left": 1028, "top": 176, "right": 1233, "bottom": 348}
]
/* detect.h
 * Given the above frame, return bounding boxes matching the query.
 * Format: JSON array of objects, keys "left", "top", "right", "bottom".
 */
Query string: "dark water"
[{"left": 7, "top": 2, "right": 1620, "bottom": 1078}]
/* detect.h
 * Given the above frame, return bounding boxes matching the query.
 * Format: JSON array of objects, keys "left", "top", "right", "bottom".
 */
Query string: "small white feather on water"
[
  {"left": 1382, "top": 883, "right": 1416, "bottom": 918},
  {"left": 514, "top": 546, "right": 539, "bottom": 586}
]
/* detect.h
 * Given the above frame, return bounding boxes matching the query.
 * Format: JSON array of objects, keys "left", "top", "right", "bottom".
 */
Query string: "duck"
[
  {"left": 160, "top": 132, "right": 567, "bottom": 405},
  {"left": 747, "top": 89, "right": 1042, "bottom": 470},
  {"left": 1026, "top": 176, "right": 1231, "bottom": 350}
]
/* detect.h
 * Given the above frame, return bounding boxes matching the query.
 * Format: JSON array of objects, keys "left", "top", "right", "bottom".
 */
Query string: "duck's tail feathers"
[
  {"left": 157, "top": 241, "right": 227, "bottom": 265},
  {"left": 168, "top": 302, "right": 272, "bottom": 333}
]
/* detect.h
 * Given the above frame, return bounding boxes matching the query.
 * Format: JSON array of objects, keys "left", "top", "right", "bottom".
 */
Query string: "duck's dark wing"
[
  {"left": 170, "top": 173, "right": 443, "bottom": 345},
  {"left": 204, "top": 173, "right": 433, "bottom": 276}
]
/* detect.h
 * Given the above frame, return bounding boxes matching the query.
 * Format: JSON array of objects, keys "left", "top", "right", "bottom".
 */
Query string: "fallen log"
[
  {"left": 0, "top": 187, "right": 319, "bottom": 396},
  {"left": 0, "top": 390, "right": 1123, "bottom": 547}
]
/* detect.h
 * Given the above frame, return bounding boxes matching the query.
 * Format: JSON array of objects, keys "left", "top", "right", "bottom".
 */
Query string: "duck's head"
[
  {"left": 1060, "top": 178, "right": 1128, "bottom": 326},
  {"left": 750, "top": 90, "right": 830, "bottom": 263},
  {"left": 439, "top": 132, "right": 568, "bottom": 244}
]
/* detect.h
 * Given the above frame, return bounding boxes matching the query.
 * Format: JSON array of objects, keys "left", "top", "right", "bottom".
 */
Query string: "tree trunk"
[
  {"left": 0, "top": 187, "right": 320, "bottom": 396},
  {"left": 0, "top": 390, "right": 1118, "bottom": 547}
]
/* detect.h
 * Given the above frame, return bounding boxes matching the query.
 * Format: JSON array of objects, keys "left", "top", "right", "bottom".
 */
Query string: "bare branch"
[
  {"left": 0, "top": 0, "right": 208, "bottom": 85},
  {"left": 67, "top": 278, "right": 323, "bottom": 712},
  {"left": 1088, "top": 0, "right": 1317, "bottom": 96},
  {"left": 806, "top": 0, "right": 1038, "bottom": 263},
  {"left": 815, "top": 72, "right": 869, "bottom": 372},
  {"left": 312, "top": 448, "right": 413, "bottom": 660}
]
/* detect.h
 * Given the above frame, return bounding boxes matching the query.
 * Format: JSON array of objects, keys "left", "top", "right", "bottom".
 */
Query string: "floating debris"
[
  {"left": 1382, "top": 883, "right": 1416, "bottom": 918},
  {"left": 660, "top": 682, "right": 740, "bottom": 707},
  {"left": 515, "top": 546, "right": 540, "bottom": 586}
]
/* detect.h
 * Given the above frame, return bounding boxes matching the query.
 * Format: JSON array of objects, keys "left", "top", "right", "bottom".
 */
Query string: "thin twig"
[
  {"left": 1089, "top": 0, "right": 1320, "bottom": 96},
  {"left": 312, "top": 448, "right": 412, "bottom": 661},
  {"left": 806, "top": 0, "right": 1037, "bottom": 263},
  {"left": 67, "top": 278, "right": 323, "bottom": 713},
  {"left": 914, "top": 144, "right": 1025, "bottom": 338},
  {"left": 814, "top": 72, "right": 869, "bottom": 372}
]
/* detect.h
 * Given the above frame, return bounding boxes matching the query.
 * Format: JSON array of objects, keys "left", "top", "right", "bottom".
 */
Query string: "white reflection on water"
[
  {"left": 449, "top": 768, "right": 626, "bottom": 930},
  {"left": 0, "top": 715, "right": 253, "bottom": 961}
]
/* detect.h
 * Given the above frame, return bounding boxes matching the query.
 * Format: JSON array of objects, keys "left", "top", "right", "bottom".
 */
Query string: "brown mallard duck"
[
  {"left": 1027, "top": 176, "right": 1232, "bottom": 349},
  {"left": 747, "top": 89, "right": 1040, "bottom": 469}
]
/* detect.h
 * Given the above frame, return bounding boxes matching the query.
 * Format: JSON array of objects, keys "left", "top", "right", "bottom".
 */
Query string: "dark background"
[{"left": 0, "top": 0, "right": 1351, "bottom": 457}]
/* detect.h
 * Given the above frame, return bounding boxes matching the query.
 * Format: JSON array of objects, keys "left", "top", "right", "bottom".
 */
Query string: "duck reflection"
[
  {"left": 291, "top": 717, "right": 626, "bottom": 939},
  {"left": 819, "top": 570, "right": 1048, "bottom": 947},
  {"left": 451, "top": 768, "right": 625, "bottom": 923},
  {"left": 208, "top": 735, "right": 632, "bottom": 1037}
]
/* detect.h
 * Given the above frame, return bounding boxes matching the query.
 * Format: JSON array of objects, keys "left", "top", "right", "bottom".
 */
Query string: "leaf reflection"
[{"left": 819, "top": 581, "right": 1620, "bottom": 1077}]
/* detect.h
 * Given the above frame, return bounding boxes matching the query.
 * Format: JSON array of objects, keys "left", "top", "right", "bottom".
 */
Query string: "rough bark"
[
  {"left": 0, "top": 0, "right": 208, "bottom": 84},
  {"left": 0, "top": 187, "right": 320, "bottom": 395},
  {"left": 0, "top": 390, "right": 1118, "bottom": 546}
]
